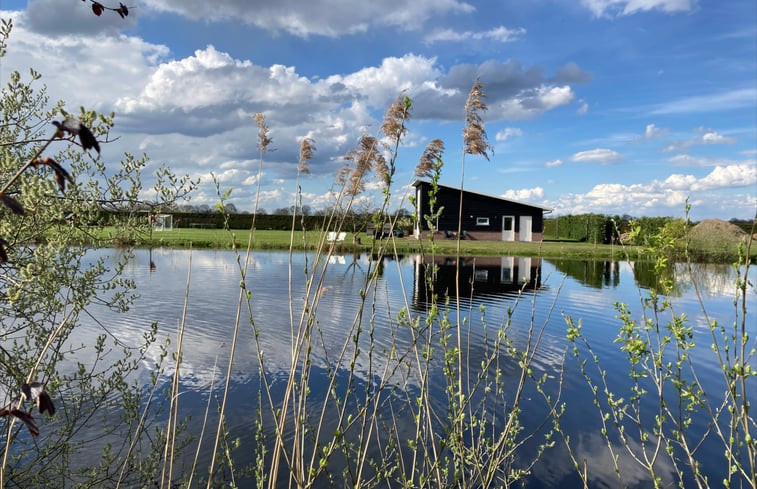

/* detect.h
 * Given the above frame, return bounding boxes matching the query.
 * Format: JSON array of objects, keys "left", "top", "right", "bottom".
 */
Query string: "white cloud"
[
  {"left": 663, "top": 128, "right": 737, "bottom": 153},
  {"left": 424, "top": 26, "right": 525, "bottom": 44},
  {"left": 497, "top": 85, "right": 575, "bottom": 120},
  {"left": 662, "top": 173, "right": 698, "bottom": 189},
  {"left": 144, "top": 0, "right": 475, "bottom": 38},
  {"left": 691, "top": 164, "right": 756, "bottom": 190},
  {"left": 1, "top": 12, "right": 169, "bottom": 112},
  {"left": 570, "top": 148, "right": 623, "bottom": 164},
  {"left": 116, "top": 45, "right": 255, "bottom": 114},
  {"left": 495, "top": 127, "right": 523, "bottom": 142},
  {"left": 667, "top": 154, "right": 744, "bottom": 167},
  {"left": 701, "top": 130, "right": 735, "bottom": 144},
  {"left": 650, "top": 88, "right": 756, "bottom": 115},
  {"left": 576, "top": 100, "right": 589, "bottom": 115},
  {"left": 339, "top": 54, "right": 442, "bottom": 106},
  {"left": 644, "top": 123, "right": 666, "bottom": 139},
  {"left": 502, "top": 187, "right": 544, "bottom": 201},
  {"left": 581, "top": 0, "right": 695, "bottom": 17},
  {"left": 546, "top": 163, "right": 757, "bottom": 218},
  {"left": 545, "top": 159, "right": 563, "bottom": 168},
  {"left": 24, "top": 0, "right": 139, "bottom": 35}
]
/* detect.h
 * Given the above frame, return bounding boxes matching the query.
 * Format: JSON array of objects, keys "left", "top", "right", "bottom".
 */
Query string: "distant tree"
[
  {"left": 224, "top": 202, "right": 238, "bottom": 213},
  {"left": 273, "top": 207, "right": 290, "bottom": 215}
]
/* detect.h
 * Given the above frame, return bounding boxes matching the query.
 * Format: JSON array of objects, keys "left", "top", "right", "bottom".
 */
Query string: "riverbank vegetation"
[
  {"left": 85, "top": 220, "right": 754, "bottom": 262},
  {"left": 1, "top": 16, "right": 755, "bottom": 489},
  {"left": 86, "top": 209, "right": 755, "bottom": 263}
]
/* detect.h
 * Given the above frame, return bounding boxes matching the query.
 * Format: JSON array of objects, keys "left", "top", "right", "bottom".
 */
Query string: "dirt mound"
[{"left": 689, "top": 219, "right": 748, "bottom": 244}]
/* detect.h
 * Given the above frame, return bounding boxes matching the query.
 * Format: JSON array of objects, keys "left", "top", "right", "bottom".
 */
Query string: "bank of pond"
[{"left": 92, "top": 226, "right": 755, "bottom": 263}]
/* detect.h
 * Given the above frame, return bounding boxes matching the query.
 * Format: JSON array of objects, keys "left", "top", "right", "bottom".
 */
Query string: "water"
[{"left": 70, "top": 248, "right": 756, "bottom": 487}]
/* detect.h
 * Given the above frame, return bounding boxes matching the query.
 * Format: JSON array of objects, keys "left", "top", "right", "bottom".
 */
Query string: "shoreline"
[{"left": 87, "top": 227, "right": 754, "bottom": 263}]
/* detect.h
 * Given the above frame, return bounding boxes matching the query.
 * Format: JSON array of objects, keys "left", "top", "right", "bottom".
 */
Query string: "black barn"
[{"left": 412, "top": 180, "right": 552, "bottom": 242}]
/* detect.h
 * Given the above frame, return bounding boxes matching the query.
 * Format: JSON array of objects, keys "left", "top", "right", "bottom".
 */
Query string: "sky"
[{"left": 0, "top": 0, "right": 755, "bottom": 220}]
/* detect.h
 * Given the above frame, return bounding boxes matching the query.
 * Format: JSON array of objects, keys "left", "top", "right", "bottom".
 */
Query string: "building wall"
[
  {"left": 418, "top": 230, "right": 544, "bottom": 242},
  {"left": 414, "top": 181, "right": 546, "bottom": 242}
]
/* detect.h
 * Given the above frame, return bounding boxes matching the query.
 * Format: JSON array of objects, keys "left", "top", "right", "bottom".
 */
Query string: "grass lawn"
[{"left": 92, "top": 226, "right": 649, "bottom": 260}]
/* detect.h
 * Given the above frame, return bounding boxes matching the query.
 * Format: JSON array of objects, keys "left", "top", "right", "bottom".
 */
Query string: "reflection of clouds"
[
  {"left": 72, "top": 251, "right": 757, "bottom": 396},
  {"left": 675, "top": 262, "right": 756, "bottom": 298},
  {"left": 51, "top": 249, "right": 748, "bottom": 487},
  {"left": 533, "top": 432, "right": 676, "bottom": 488}
]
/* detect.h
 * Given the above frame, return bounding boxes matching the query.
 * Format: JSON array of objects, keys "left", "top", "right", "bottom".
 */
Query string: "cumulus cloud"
[
  {"left": 143, "top": 0, "right": 475, "bottom": 38},
  {"left": 24, "top": 0, "right": 139, "bottom": 35},
  {"left": 502, "top": 187, "right": 544, "bottom": 201},
  {"left": 663, "top": 128, "right": 737, "bottom": 153},
  {"left": 576, "top": 100, "right": 589, "bottom": 115},
  {"left": 581, "top": 0, "right": 695, "bottom": 17},
  {"left": 691, "top": 164, "right": 756, "bottom": 190},
  {"left": 570, "top": 148, "right": 623, "bottom": 164},
  {"left": 0, "top": 12, "right": 168, "bottom": 112},
  {"left": 546, "top": 163, "right": 756, "bottom": 218},
  {"left": 495, "top": 127, "right": 523, "bottom": 142},
  {"left": 409, "top": 59, "right": 579, "bottom": 121},
  {"left": 545, "top": 159, "right": 563, "bottom": 168},
  {"left": 424, "top": 26, "right": 525, "bottom": 44},
  {"left": 0, "top": 6, "right": 599, "bottom": 214},
  {"left": 496, "top": 85, "right": 575, "bottom": 120}
]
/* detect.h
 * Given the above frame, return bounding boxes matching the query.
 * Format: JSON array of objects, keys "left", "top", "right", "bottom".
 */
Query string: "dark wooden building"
[{"left": 412, "top": 180, "right": 552, "bottom": 242}]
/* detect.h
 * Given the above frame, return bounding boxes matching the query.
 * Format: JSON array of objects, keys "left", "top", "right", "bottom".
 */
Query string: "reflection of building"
[
  {"left": 412, "top": 180, "right": 552, "bottom": 242},
  {"left": 412, "top": 255, "right": 542, "bottom": 307}
]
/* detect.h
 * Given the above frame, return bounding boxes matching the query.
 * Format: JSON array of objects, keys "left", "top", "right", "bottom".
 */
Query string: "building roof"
[{"left": 412, "top": 180, "right": 553, "bottom": 213}]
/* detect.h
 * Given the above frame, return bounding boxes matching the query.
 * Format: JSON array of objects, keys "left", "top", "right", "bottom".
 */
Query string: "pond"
[{"left": 71, "top": 248, "right": 756, "bottom": 488}]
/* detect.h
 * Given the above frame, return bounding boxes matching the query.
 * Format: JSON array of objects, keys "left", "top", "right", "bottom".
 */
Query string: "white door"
[
  {"left": 519, "top": 257, "right": 532, "bottom": 283},
  {"left": 501, "top": 256, "right": 514, "bottom": 283},
  {"left": 502, "top": 216, "right": 515, "bottom": 241},
  {"left": 519, "top": 216, "right": 532, "bottom": 242}
]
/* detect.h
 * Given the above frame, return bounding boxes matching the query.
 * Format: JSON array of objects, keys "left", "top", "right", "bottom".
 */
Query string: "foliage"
[
  {"left": 561, "top": 211, "right": 756, "bottom": 488},
  {"left": 544, "top": 214, "right": 612, "bottom": 243},
  {"left": 0, "top": 19, "right": 194, "bottom": 487}
]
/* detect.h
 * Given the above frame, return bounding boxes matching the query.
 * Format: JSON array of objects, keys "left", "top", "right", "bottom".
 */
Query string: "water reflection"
[
  {"left": 548, "top": 258, "right": 620, "bottom": 289},
  {"left": 66, "top": 249, "right": 755, "bottom": 488},
  {"left": 412, "top": 255, "right": 542, "bottom": 307}
]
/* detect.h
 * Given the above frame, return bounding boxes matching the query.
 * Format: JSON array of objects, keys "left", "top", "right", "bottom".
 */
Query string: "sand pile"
[{"left": 689, "top": 219, "right": 749, "bottom": 245}]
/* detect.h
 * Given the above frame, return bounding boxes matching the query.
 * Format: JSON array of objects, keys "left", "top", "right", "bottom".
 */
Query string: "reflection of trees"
[
  {"left": 412, "top": 255, "right": 542, "bottom": 308},
  {"left": 548, "top": 258, "right": 745, "bottom": 299},
  {"left": 548, "top": 259, "right": 620, "bottom": 289}
]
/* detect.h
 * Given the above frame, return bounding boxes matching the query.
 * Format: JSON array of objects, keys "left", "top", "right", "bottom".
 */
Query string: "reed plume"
[
  {"left": 298, "top": 137, "right": 315, "bottom": 175},
  {"left": 416, "top": 138, "right": 445, "bottom": 178},
  {"left": 252, "top": 113, "right": 272, "bottom": 153},
  {"left": 463, "top": 79, "right": 491, "bottom": 160},
  {"left": 343, "top": 134, "right": 383, "bottom": 195},
  {"left": 381, "top": 95, "right": 412, "bottom": 147}
]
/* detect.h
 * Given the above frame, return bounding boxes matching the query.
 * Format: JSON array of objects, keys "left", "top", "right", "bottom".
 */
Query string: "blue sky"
[{"left": 0, "top": 0, "right": 755, "bottom": 219}]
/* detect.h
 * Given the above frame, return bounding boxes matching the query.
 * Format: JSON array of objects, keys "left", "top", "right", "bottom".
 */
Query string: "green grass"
[
  {"left": 90, "top": 226, "right": 649, "bottom": 260},
  {"left": 92, "top": 226, "right": 755, "bottom": 262}
]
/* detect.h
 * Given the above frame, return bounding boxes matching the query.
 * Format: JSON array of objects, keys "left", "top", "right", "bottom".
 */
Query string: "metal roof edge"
[{"left": 412, "top": 179, "right": 553, "bottom": 213}]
